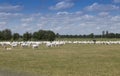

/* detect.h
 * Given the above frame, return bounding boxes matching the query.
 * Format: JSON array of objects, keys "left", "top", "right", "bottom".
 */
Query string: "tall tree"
[
  {"left": 0, "top": 31, "right": 3, "bottom": 40},
  {"left": 102, "top": 31, "right": 105, "bottom": 38},
  {"left": 13, "top": 33, "right": 20, "bottom": 41},
  {"left": 23, "top": 32, "right": 32, "bottom": 41},
  {"left": 88, "top": 33, "right": 94, "bottom": 38},
  {"left": 46, "top": 30, "right": 56, "bottom": 41},
  {"left": 32, "top": 32, "right": 39, "bottom": 40},
  {"left": 106, "top": 30, "right": 109, "bottom": 38},
  {"left": 32, "top": 30, "right": 56, "bottom": 41},
  {"left": 2, "top": 29, "right": 12, "bottom": 40}
]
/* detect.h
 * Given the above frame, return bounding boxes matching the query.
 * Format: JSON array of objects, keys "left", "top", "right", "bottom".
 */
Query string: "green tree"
[
  {"left": 32, "top": 30, "right": 56, "bottom": 41},
  {"left": 46, "top": 30, "right": 56, "bottom": 41},
  {"left": 0, "top": 31, "right": 3, "bottom": 40},
  {"left": 56, "top": 33, "right": 60, "bottom": 38},
  {"left": 88, "top": 33, "right": 94, "bottom": 38},
  {"left": 13, "top": 33, "right": 20, "bottom": 41},
  {"left": 23, "top": 32, "right": 32, "bottom": 41},
  {"left": 2, "top": 29, "right": 12, "bottom": 40},
  {"left": 102, "top": 31, "right": 105, "bottom": 38},
  {"left": 107, "top": 33, "right": 115, "bottom": 38},
  {"left": 38, "top": 30, "right": 46, "bottom": 40},
  {"left": 33, "top": 32, "right": 39, "bottom": 40},
  {"left": 106, "top": 30, "right": 109, "bottom": 38}
]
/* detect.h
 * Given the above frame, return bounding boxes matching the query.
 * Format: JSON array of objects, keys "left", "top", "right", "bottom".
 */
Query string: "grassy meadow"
[
  {"left": 56, "top": 38, "right": 120, "bottom": 41},
  {"left": 0, "top": 44, "right": 120, "bottom": 76}
]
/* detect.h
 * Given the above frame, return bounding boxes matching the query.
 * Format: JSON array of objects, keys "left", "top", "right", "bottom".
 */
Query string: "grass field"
[
  {"left": 0, "top": 44, "right": 120, "bottom": 76},
  {"left": 56, "top": 38, "right": 120, "bottom": 41}
]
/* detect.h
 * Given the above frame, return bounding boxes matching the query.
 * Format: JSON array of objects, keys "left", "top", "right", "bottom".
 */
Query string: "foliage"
[
  {"left": 12, "top": 33, "right": 20, "bottom": 41},
  {"left": 33, "top": 30, "right": 56, "bottom": 41},
  {"left": 0, "top": 31, "right": 3, "bottom": 40},
  {"left": 0, "top": 29, "right": 56, "bottom": 41},
  {"left": 0, "top": 29, "right": 120, "bottom": 41},
  {"left": 57, "top": 30, "right": 120, "bottom": 39},
  {"left": 1, "top": 29, "right": 12, "bottom": 40},
  {"left": 23, "top": 32, "right": 32, "bottom": 41}
]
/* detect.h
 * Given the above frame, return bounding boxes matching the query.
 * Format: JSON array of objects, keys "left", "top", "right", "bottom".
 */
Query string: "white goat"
[
  {"left": 6, "top": 48, "right": 12, "bottom": 50},
  {"left": 32, "top": 44, "right": 39, "bottom": 49}
]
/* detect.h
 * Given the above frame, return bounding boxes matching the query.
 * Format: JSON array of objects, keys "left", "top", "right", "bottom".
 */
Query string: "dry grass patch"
[{"left": 0, "top": 44, "right": 120, "bottom": 76}]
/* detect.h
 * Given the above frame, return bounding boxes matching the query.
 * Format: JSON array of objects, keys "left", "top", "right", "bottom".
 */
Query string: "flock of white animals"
[
  {"left": 0, "top": 41, "right": 66, "bottom": 50},
  {"left": 0, "top": 40, "right": 120, "bottom": 50}
]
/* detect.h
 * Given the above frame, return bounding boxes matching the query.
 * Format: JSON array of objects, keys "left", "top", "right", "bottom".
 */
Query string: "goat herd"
[
  {"left": 0, "top": 40, "right": 120, "bottom": 50},
  {"left": 0, "top": 41, "right": 66, "bottom": 50}
]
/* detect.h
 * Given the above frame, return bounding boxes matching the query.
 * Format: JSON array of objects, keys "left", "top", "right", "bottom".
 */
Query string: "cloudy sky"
[{"left": 0, "top": 0, "right": 120, "bottom": 35}]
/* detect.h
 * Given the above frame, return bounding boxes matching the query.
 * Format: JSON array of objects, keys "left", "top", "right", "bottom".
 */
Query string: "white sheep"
[
  {"left": 32, "top": 44, "right": 39, "bottom": 49},
  {"left": 6, "top": 48, "right": 12, "bottom": 50}
]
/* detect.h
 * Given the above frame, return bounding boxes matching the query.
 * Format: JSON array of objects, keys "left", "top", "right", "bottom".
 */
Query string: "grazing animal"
[
  {"left": 21, "top": 43, "right": 28, "bottom": 47},
  {"left": 11, "top": 43, "right": 18, "bottom": 48},
  {"left": 32, "top": 44, "right": 39, "bottom": 49},
  {"left": 46, "top": 42, "right": 53, "bottom": 47},
  {"left": 6, "top": 48, "right": 12, "bottom": 50}
]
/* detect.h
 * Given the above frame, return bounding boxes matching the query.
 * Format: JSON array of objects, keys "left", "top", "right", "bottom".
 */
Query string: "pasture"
[
  {"left": 0, "top": 43, "right": 120, "bottom": 76},
  {"left": 56, "top": 38, "right": 120, "bottom": 41}
]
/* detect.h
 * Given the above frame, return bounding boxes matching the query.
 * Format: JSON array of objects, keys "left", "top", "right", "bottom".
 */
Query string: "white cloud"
[
  {"left": 0, "top": 4, "right": 22, "bottom": 12},
  {"left": 0, "top": 22, "right": 7, "bottom": 26},
  {"left": 0, "top": 12, "right": 22, "bottom": 17},
  {"left": 1, "top": 12, "right": 120, "bottom": 35},
  {"left": 85, "top": 3, "right": 119, "bottom": 12},
  {"left": 111, "top": 15, "right": 120, "bottom": 22},
  {"left": 57, "top": 11, "right": 72, "bottom": 15},
  {"left": 82, "top": 14, "right": 94, "bottom": 20},
  {"left": 49, "top": 1, "right": 74, "bottom": 10},
  {"left": 21, "top": 17, "right": 34, "bottom": 22},
  {"left": 98, "top": 12, "right": 109, "bottom": 16},
  {"left": 0, "top": 22, "right": 7, "bottom": 29},
  {"left": 114, "top": 0, "right": 120, "bottom": 3},
  {"left": 21, "top": 23, "right": 28, "bottom": 27},
  {"left": 0, "top": 12, "right": 22, "bottom": 21},
  {"left": 75, "top": 11, "right": 83, "bottom": 15}
]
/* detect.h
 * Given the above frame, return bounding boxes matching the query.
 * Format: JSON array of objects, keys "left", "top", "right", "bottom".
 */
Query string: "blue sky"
[{"left": 0, "top": 0, "right": 120, "bottom": 35}]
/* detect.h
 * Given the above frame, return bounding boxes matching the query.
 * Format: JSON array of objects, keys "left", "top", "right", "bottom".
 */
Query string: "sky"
[{"left": 0, "top": 0, "right": 120, "bottom": 35}]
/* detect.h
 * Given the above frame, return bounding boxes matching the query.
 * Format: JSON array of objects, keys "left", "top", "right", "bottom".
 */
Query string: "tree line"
[
  {"left": 56, "top": 31, "right": 120, "bottom": 39},
  {"left": 0, "top": 29, "right": 56, "bottom": 41},
  {"left": 0, "top": 29, "right": 120, "bottom": 41}
]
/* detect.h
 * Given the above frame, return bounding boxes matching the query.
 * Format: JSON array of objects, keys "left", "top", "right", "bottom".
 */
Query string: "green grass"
[
  {"left": 56, "top": 38, "right": 120, "bottom": 41},
  {"left": 0, "top": 44, "right": 120, "bottom": 76}
]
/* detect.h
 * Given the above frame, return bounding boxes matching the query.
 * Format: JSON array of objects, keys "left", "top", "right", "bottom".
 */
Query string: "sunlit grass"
[
  {"left": 56, "top": 38, "right": 120, "bottom": 41},
  {"left": 0, "top": 44, "right": 120, "bottom": 76}
]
